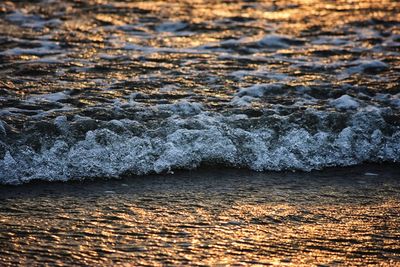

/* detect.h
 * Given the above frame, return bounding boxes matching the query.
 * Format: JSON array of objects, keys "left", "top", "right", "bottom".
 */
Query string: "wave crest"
[{"left": 1, "top": 109, "right": 399, "bottom": 184}]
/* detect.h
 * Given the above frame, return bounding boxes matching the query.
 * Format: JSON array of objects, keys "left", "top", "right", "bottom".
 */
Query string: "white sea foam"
[
  {"left": 236, "top": 83, "right": 285, "bottom": 98},
  {"left": 330, "top": 95, "right": 360, "bottom": 110},
  {"left": 230, "top": 69, "right": 291, "bottom": 81},
  {"left": 231, "top": 96, "right": 257, "bottom": 106},
  {"left": 341, "top": 60, "right": 389, "bottom": 79},
  {"left": 28, "top": 91, "right": 70, "bottom": 102},
  {"left": 0, "top": 109, "right": 399, "bottom": 185},
  {"left": 160, "top": 84, "right": 180, "bottom": 92},
  {"left": 157, "top": 101, "right": 203, "bottom": 115}
]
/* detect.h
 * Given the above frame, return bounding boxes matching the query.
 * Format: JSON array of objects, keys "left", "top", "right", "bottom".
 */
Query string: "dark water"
[
  {"left": 0, "top": 0, "right": 400, "bottom": 184},
  {"left": 0, "top": 165, "right": 399, "bottom": 266}
]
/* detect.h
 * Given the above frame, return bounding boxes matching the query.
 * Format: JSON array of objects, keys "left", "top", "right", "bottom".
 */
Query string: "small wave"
[{"left": 1, "top": 108, "right": 399, "bottom": 185}]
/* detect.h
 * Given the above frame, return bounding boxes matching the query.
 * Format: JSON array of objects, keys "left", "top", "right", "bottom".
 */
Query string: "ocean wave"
[
  {"left": 1, "top": 107, "right": 399, "bottom": 185},
  {"left": 1, "top": 0, "right": 399, "bottom": 185}
]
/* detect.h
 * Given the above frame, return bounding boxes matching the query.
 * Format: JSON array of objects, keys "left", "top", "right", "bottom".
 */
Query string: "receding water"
[{"left": 0, "top": 165, "right": 399, "bottom": 266}]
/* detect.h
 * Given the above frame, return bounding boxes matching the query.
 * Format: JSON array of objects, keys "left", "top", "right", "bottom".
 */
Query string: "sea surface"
[
  {"left": 0, "top": 165, "right": 399, "bottom": 266},
  {"left": 0, "top": 0, "right": 399, "bottom": 184},
  {"left": 1, "top": 1, "right": 400, "bottom": 265}
]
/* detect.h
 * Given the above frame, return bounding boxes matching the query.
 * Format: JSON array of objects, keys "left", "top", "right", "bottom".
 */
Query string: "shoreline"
[{"left": 1, "top": 161, "right": 398, "bottom": 190}]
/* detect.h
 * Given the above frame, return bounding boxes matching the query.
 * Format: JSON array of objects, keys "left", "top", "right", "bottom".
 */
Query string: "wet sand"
[{"left": 0, "top": 164, "right": 399, "bottom": 266}]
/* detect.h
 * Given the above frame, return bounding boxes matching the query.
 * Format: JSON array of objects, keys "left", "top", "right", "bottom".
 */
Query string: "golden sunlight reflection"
[
  {"left": 1, "top": 190, "right": 399, "bottom": 266},
  {"left": 1, "top": 0, "right": 400, "bottom": 265},
  {"left": 7, "top": 0, "right": 394, "bottom": 111}
]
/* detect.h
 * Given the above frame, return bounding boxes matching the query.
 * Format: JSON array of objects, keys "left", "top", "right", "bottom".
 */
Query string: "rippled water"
[
  {"left": 0, "top": 165, "right": 399, "bottom": 266},
  {"left": 1, "top": 1, "right": 400, "bottom": 265},
  {"left": 0, "top": 1, "right": 400, "bottom": 182}
]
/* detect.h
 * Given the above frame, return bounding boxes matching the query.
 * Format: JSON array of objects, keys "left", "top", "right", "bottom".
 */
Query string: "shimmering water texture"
[
  {"left": 1, "top": 0, "right": 400, "bottom": 184},
  {"left": 0, "top": 166, "right": 399, "bottom": 266}
]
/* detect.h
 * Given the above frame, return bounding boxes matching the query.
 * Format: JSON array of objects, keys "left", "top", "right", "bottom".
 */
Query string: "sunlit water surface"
[
  {"left": 1, "top": 1, "right": 400, "bottom": 265},
  {"left": 0, "top": 165, "right": 399, "bottom": 266},
  {"left": 0, "top": 0, "right": 400, "bottom": 183}
]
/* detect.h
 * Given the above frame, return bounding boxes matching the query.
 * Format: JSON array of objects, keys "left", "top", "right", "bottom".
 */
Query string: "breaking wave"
[
  {"left": 1, "top": 0, "right": 400, "bottom": 185},
  {"left": 1, "top": 105, "right": 399, "bottom": 184}
]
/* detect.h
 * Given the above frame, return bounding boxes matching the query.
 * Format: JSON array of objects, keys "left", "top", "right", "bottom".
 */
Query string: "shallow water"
[
  {"left": 1, "top": 2, "right": 400, "bottom": 265},
  {"left": 0, "top": 1, "right": 400, "bottom": 183},
  {"left": 0, "top": 165, "right": 399, "bottom": 266}
]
